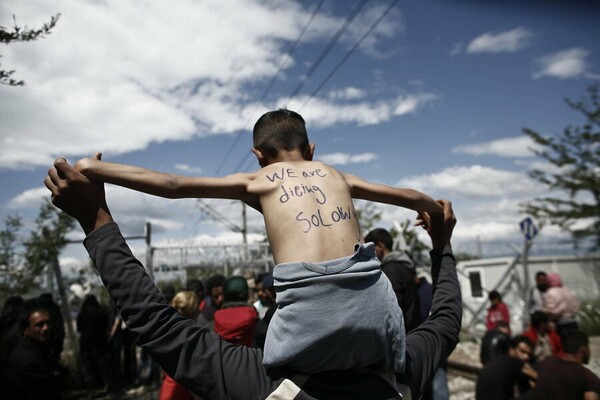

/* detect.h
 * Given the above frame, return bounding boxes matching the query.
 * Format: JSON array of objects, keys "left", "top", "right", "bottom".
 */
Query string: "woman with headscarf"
[{"left": 543, "top": 272, "right": 579, "bottom": 338}]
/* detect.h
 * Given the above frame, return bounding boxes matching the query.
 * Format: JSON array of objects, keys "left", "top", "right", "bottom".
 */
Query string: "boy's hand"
[
  {"left": 45, "top": 157, "right": 113, "bottom": 235},
  {"left": 74, "top": 152, "right": 102, "bottom": 174}
]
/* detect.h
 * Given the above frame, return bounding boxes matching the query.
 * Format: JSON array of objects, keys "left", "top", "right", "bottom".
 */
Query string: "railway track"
[{"left": 447, "top": 360, "right": 480, "bottom": 381}]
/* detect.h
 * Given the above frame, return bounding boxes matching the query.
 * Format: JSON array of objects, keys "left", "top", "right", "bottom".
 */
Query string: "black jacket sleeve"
[
  {"left": 84, "top": 222, "right": 282, "bottom": 400},
  {"left": 397, "top": 246, "right": 462, "bottom": 399}
]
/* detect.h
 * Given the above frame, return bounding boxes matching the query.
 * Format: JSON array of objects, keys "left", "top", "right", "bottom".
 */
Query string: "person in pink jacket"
[{"left": 543, "top": 272, "right": 579, "bottom": 338}]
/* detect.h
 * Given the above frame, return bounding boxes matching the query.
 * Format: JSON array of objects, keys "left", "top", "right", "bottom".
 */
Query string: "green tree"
[
  {"left": 356, "top": 202, "right": 382, "bottom": 235},
  {"left": 24, "top": 198, "right": 75, "bottom": 278},
  {"left": 523, "top": 84, "right": 600, "bottom": 249},
  {"left": 0, "top": 214, "right": 25, "bottom": 299},
  {"left": 0, "top": 199, "right": 74, "bottom": 303},
  {"left": 393, "top": 219, "right": 430, "bottom": 266},
  {"left": 1, "top": 13, "right": 60, "bottom": 86}
]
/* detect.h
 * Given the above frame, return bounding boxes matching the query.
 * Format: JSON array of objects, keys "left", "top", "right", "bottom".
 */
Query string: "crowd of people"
[
  {"left": 37, "top": 108, "right": 460, "bottom": 400},
  {"left": 477, "top": 270, "right": 600, "bottom": 399},
  {"left": 0, "top": 291, "right": 151, "bottom": 398},
  {"left": 0, "top": 108, "right": 597, "bottom": 400},
  {"left": 0, "top": 271, "right": 278, "bottom": 399}
]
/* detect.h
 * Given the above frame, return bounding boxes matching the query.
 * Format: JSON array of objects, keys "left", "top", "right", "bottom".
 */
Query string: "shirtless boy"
[{"left": 75, "top": 108, "right": 443, "bottom": 375}]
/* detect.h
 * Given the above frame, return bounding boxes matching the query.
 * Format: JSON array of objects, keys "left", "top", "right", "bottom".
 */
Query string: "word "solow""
[{"left": 296, "top": 206, "right": 354, "bottom": 233}]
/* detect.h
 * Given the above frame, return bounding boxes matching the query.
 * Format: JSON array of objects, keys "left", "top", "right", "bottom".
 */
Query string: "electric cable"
[
  {"left": 298, "top": 0, "right": 399, "bottom": 111},
  {"left": 288, "top": 0, "right": 369, "bottom": 99},
  {"left": 237, "top": 0, "right": 392, "bottom": 172},
  {"left": 214, "top": 0, "right": 325, "bottom": 175}
]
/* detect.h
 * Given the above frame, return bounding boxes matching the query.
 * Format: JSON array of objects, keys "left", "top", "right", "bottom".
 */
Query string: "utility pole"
[
  {"left": 47, "top": 223, "right": 151, "bottom": 356},
  {"left": 145, "top": 222, "right": 154, "bottom": 280},
  {"left": 51, "top": 254, "right": 78, "bottom": 362},
  {"left": 242, "top": 203, "right": 248, "bottom": 261},
  {"left": 519, "top": 217, "right": 538, "bottom": 330}
]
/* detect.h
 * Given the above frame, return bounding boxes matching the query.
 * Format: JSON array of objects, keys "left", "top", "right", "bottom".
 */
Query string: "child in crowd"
[{"left": 75, "top": 108, "right": 443, "bottom": 375}]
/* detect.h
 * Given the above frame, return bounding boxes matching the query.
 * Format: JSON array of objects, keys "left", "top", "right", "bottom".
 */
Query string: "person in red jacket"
[
  {"left": 158, "top": 291, "right": 198, "bottom": 400},
  {"left": 213, "top": 276, "right": 259, "bottom": 346},
  {"left": 523, "top": 311, "right": 563, "bottom": 363},
  {"left": 486, "top": 290, "right": 510, "bottom": 332}
]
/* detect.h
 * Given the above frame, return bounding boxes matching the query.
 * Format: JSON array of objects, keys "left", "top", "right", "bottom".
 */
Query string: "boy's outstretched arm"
[
  {"left": 344, "top": 173, "right": 443, "bottom": 216},
  {"left": 75, "top": 154, "right": 261, "bottom": 210}
]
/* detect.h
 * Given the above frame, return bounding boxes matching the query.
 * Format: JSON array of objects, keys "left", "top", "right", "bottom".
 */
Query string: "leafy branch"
[{"left": 0, "top": 13, "right": 61, "bottom": 86}]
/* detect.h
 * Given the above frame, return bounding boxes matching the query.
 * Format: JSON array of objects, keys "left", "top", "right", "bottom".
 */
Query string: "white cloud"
[
  {"left": 397, "top": 165, "right": 539, "bottom": 198},
  {"left": 393, "top": 93, "right": 438, "bottom": 115},
  {"left": 175, "top": 163, "right": 203, "bottom": 174},
  {"left": 317, "top": 152, "right": 378, "bottom": 165},
  {"left": 452, "top": 136, "right": 540, "bottom": 158},
  {"left": 0, "top": 0, "right": 404, "bottom": 171},
  {"left": 288, "top": 92, "right": 438, "bottom": 128},
  {"left": 345, "top": 3, "right": 403, "bottom": 58},
  {"left": 514, "top": 159, "right": 563, "bottom": 175},
  {"left": 328, "top": 87, "right": 366, "bottom": 100},
  {"left": 467, "top": 27, "right": 533, "bottom": 54},
  {"left": 532, "top": 47, "right": 595, "bottom": 79},
  {"left": 8, "top": 184, "right": 194, "bottom": 234},
  {"left": 8, "top": 187, "right": 48, "bottom": 209}
]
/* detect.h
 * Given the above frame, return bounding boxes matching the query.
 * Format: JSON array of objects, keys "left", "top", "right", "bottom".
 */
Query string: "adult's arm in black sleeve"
[
  {"left": 397, "top": 246, "right": 461, "bottom": 399},
  {"left": 84, "top": 222, "right": 282, "bottom": 400}
]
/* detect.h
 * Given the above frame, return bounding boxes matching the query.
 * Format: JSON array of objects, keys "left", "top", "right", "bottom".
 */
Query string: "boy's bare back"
[{"left": 248, "top": 160, "right": 362, "bottom": 264}]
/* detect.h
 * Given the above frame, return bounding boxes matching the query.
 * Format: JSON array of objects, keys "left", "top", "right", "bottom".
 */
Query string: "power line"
[
  {"left": 288, "top": 0, "right": 369, "bottom": 99},
  {"left": 235, "top": 0, "right": 383, "bottom": 173},
  {"left": 216, "top": 0, "right": 376, "bottom": 176},
  {"left": 299, "top": 0, "right": 399, "bottom": 111},
  {"left": 236, "top": 150, "right": 256, "bottom": 173},
  {"left": 214, "top": 0, "right": 325, "bottom": 175},
  {"left": 258, "top": 0, "right": 326, "bottom": 108}
]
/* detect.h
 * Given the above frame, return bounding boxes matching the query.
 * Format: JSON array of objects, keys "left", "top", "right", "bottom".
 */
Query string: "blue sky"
[{"left": 1, "top": 0, "right": 599, "bottom": 267}]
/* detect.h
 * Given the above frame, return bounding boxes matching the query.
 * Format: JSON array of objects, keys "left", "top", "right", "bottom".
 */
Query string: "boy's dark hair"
[
  {"left": 253, "top": 109, "right": 309, "bottom": 157},
  {"left": 562, "top": 330, "right": 588, "bottom": 355},
  {"left": 510, "top": 335, "right": 533, "bottom": 349},
  {"left": 530, "top": 311, "right": 549, "bottom": 328},
  {"left": 364, "top": 228, "right": 393, "bottom": 251},
  {"left": 488, "top": 290, "right": 502, "bottom": 302}
]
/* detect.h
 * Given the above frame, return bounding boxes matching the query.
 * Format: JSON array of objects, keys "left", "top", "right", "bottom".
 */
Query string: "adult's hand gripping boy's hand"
[
  {"left": 44, "top": 156, "right": 113, "bottom": 235},
  {"left": 417, "top": 200, "right": 456, "bottom": 249}
]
